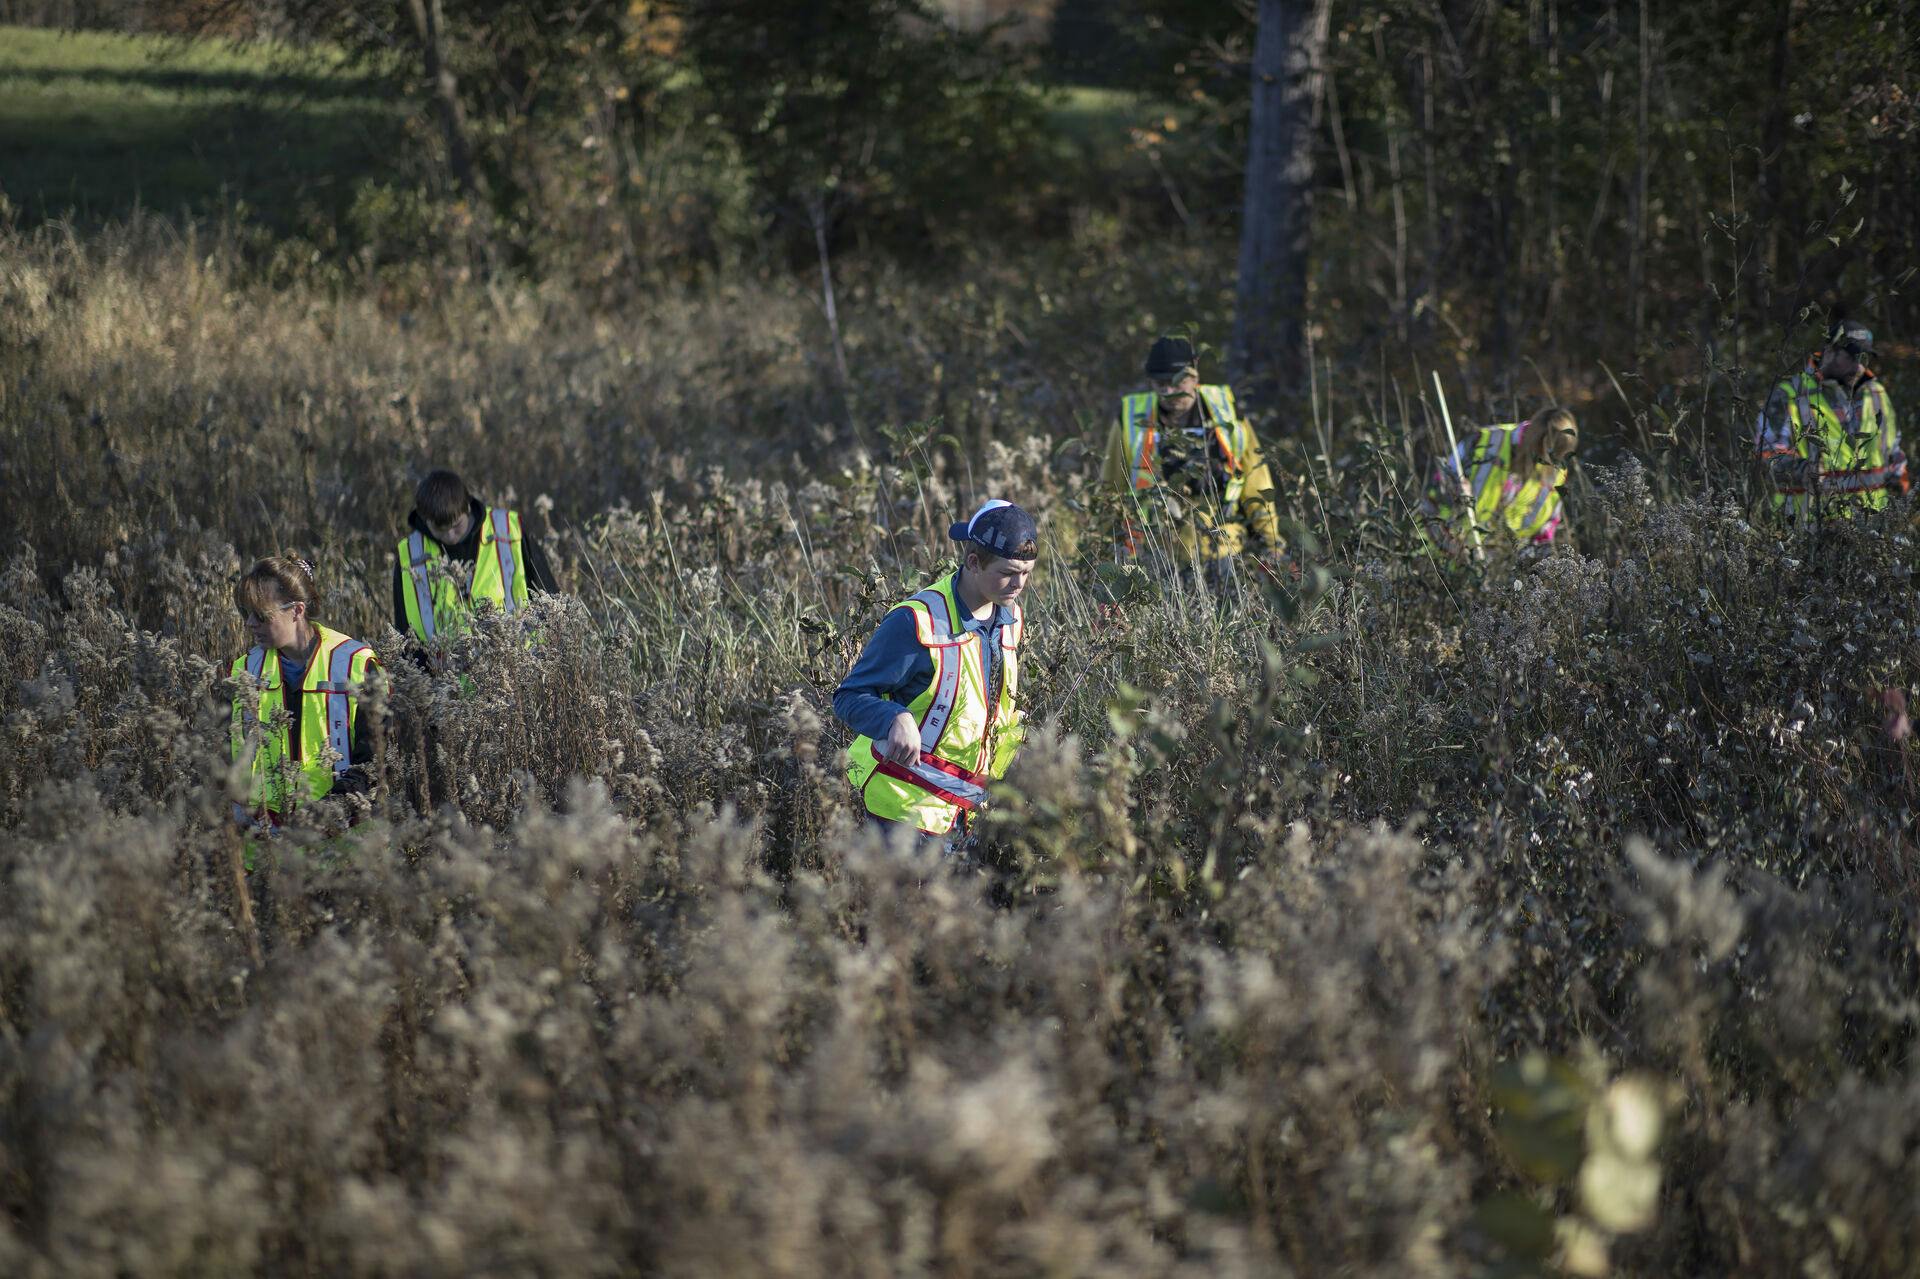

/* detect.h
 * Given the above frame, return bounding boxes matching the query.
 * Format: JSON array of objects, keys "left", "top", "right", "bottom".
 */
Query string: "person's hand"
[
  {"left": 235, "top": 805, "right": 271, "bottom": 835},
  {"left": 1772, "top": 455, "right": 1818, "bottom": 490},
  {"left": 1425, "top": 518, "right": 1463, "bottom": 558},
  {"left": 1428, "top": 519, "right": 1482, "bottom": 565},
  {"left": 880, "top": 712, "right": 921, "bottom": 767},
  {"left": 1243, "top": 553, "right": 1299, "bottom": 588}
]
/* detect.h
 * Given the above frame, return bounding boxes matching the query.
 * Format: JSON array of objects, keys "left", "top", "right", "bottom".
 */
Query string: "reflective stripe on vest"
[
  {"left": 874, "top": 751, "right": 990, "bottom": 812},
  {"left": 324, "top": 639, "right": 369, "bottom": 774},
  {"left": 1122, "top": 387, "right": 1246, "bottom": 499},
  {"left": 1197, "top": 386, "right": 1243, "bottom": 481},
  {"left": 235, "top": 649, "right": 270, "bottom": 825},
  {"left": 404, "top": 531, "right": 437, "bottom": 640},
  {"left": 241, "top": 647, "right": 268, "bottom": 734},
  {"left": 231, "top": 625, "right": 372, "bottom": 817},
  {"left": 1518, "top": 480, "right": 1557, "bottom": 535},
  {"left": 490, "top": 508, "right": 519, "bottom": 616},
  {"left": 1123, "top": 394, "right": 1156, "bottom": 490},
  {"left": 1471, "top": 427, "right": 1514, "bottom": 508},
  {"left": 1869, "top": 381, "right": 1893, "bottom": 458},
  {"left": 1822, "top": 465, "right": 1899, "bottom": 493},
  {"left": 913, "top": 585, "right": 963, "bottom": 751},
  {"left": 1782, "top": 378, "right": 1813, "bottom": 521},
  {"left": 1774, "top": 369, "right": 1899, "bottom": 517},
  {"left": 1794, "top": 378, "right": 1815, "bottom": 445}
]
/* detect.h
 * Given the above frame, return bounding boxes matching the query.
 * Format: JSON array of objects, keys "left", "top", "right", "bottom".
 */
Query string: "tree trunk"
[
  {"left": 805, "top": 192, "right": 855, "bottom": 431},
  {"left": 1231, "top": 0, "right": 1333, "bottom": 417},
  {"left": 1544, "top": 0, "right": 1564, "bottom": 362},
  {"left": 1419, "top": 39, "right": 1441, "bottom": 347},
  {"left": 1628, "top": 0, "right": 1652, "bottom": 354},
  {"left": 1756, "top": 0, "right": 1794, "bottom": 318},
  {"left": 404, "top": 0, "right": 490, "bottom": 214}
]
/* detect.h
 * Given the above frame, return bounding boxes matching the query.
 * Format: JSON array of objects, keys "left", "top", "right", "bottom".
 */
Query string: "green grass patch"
[
  {"left": 0, "top": 25, "right": 405, "bottom": 233},
  {"left": 1045, "top": 84, "right": 1147, "bottom": 151}
]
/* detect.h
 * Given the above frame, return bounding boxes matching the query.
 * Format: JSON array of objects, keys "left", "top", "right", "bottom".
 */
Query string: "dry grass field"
[{"left": 3, "top": 213, "right": 1919, "bottom": 1276}]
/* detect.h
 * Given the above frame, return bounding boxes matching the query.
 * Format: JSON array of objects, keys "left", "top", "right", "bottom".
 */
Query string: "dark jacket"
[
  {"left": 832, "top": 572, "right": 1013, "bottom": 742},
  {"left": 390, "top": 496, "right": 559, "bottom": 636}
]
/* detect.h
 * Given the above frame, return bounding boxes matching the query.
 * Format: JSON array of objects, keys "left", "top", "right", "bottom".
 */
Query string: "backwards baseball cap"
[
  {"left": 1144, "top": 335, "right": 1198, "bottom": 379},
  {"left": 1828, "top": 320, "right": 1876, "bottom": 357},
  {"left": 948, "top": 499, "right": 1038, "bottom": 560}
]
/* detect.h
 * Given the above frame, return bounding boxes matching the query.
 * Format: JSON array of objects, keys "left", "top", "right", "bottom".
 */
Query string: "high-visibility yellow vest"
[
  {"left": 230, "top": 624, "right": 377, "bottom": 820},
  {"left": 397, "top": 507, "right": 530, "bottom": 643},
  {"left": 1120, "top": 385, "right": 1254, "bottom": 509},
  {"left": 1426, "top": 422, "right": 1565, "bottom": 546},
  {"left": 846, "top": 573, "right": 1025, "bottom": 835},
  {"left": 1762, "top": 367, "right": 1902, "bottom": 519}
]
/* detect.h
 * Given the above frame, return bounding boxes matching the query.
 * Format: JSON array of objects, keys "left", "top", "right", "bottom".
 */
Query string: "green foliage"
[
  {"left": 0, "top": 25, "right": 403, "bottom": 234},
  {"left": 0, "top": 14, "right": 1124, "bottom": 283},
  {"left": 676, "top": 0, "right": 1055, "bottom": 249},
  {"left": 1481, "top": 1052, "right": 1667, "bottom": 1276},
  {"left": 342, "top": 179, "right": 449, "bottom": 267},
  {"left": 1047, "top": 0, "right": 1920, "bottom": 406}
]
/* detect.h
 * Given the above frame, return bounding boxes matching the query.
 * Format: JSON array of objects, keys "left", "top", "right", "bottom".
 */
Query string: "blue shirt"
[{"left": 832, "top": 575, "right": 1014, "bottom": 742}]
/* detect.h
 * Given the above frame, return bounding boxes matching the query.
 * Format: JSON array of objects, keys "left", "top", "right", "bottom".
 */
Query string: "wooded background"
[{"left": 6, "top": 0, "right": 1916, "bottom": 438}]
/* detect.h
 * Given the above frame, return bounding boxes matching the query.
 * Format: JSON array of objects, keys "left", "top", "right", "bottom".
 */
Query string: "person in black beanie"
[{"left": 1100, "top": 335, "right": 1283, "bottom": 590}]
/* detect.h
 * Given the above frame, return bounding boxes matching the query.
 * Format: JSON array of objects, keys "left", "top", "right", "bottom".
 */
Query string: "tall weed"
[{"left": 1, "top": 229, "right": 1917, "bottom": 1275}]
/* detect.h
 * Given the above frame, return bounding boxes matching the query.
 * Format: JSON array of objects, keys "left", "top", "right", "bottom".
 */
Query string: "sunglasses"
[
  {"left": 238, "top": 601, "right": 299, "bottom": 626},
  {"left": 1151, "top": 373, "right": 1197, "bottom": 392}
]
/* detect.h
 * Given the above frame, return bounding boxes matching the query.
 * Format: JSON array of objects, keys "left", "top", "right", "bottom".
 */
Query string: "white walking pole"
[{"left": 1432, "top": 370, "right": 1483, "bottom": 557}]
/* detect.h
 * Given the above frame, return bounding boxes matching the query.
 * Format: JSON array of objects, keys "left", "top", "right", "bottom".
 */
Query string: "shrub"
[{"left": 4, "top": 227, "right": 1919, "bottom": 1275}]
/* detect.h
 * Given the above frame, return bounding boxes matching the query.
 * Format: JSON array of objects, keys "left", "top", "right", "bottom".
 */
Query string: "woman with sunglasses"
[{"left": 230, "top": 554, "right": 380, "bottom": 830}]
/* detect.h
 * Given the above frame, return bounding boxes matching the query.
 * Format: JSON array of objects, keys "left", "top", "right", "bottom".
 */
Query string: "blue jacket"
[{"left": 833, "top": 574, "right": 1013, "bottom": 742}]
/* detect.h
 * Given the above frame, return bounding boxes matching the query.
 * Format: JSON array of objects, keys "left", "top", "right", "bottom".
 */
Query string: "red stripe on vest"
[
  {"left": 914, "top": 752, "right": 988, "bottom": 787},
  {"left": 873, "top": 757, "right": 980, "bottom": 811}
]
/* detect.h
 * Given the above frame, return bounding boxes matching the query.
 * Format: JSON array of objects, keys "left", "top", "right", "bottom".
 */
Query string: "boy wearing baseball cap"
[{"left": 833, "top": 501, "right": 1038, "bottom": 845}]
